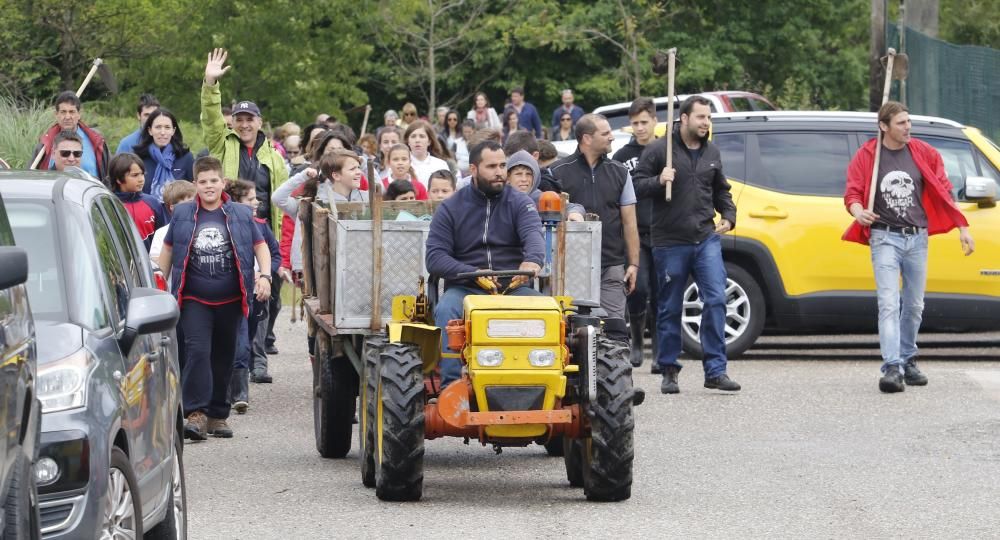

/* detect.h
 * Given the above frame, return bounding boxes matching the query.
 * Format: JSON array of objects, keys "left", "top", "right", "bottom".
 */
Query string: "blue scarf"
[{"left": 148, "top": 144, "right": 176, "bottom": 201}]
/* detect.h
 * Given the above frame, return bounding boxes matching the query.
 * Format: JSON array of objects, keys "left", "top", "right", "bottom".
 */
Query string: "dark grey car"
[
  {"left": 0, "top": 171, "right": 186, "bottom": 539},
  {"left": 0, "top": 190, "right": 41, "bottom": 539}
]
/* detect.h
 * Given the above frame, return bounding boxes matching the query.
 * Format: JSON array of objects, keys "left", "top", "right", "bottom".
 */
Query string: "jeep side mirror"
[
  {"left": 0, "top": 247, "right": 29, "bottom": 289},
  {"left": 965, "top": 176, "right": 997, "bottom": 208},
  {"left": 119, "top": 287, "right": 179, "bottom": 355}
]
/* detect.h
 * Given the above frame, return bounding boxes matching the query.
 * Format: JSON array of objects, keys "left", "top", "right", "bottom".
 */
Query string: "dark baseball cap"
[{"left": 233, "top": 100, "right": 261, "bottom": 118}]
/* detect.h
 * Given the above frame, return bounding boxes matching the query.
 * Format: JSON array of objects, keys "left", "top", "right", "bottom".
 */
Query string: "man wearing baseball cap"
[{"left": 201, "top": 48, "right": 288, "bottom": 235}]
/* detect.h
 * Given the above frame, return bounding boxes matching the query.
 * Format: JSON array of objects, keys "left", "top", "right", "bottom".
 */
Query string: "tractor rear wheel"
[
  {"left": 360, "top": 335, "right": 387, "bottom": 488},
  {"left": 374, "top": 342, "right": 425, "bottom": 501},
  {"left": 582, "top": 338, "right": 635, "bottom": 501},
  {"left": 314, "top": 336, "right": 359, "bottom": 458}
]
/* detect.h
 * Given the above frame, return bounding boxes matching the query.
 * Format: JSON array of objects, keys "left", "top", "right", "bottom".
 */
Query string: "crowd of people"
[{"left": 26, "top": 46, "right": 976, "bottom": 441}]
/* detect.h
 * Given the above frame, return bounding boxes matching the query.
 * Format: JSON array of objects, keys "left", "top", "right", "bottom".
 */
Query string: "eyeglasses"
[
  {"left": 59, "top": 150, "right": 84, "bottom": 158},
  {"left": 561, "top": 117, "right": 572, "bottom": 122}
]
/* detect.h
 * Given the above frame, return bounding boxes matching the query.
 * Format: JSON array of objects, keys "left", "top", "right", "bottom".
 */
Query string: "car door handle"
[{"left": 749, "top": 208, "right": 788, "bottom": 219}]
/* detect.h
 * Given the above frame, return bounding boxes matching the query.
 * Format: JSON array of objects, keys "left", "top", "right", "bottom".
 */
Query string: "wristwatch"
[{"left": 257, "top": 274, "right": 272, "bottom": 282}]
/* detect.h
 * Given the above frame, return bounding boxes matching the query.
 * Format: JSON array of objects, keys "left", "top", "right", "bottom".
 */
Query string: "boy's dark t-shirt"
[{"left": 176, "top": 207, "right": 240, "bottom": 303}]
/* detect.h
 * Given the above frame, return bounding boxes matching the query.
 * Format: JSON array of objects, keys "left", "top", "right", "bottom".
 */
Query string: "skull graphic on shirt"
[{"left": 880, "top": 170, "right": 915, "bottom": 218}]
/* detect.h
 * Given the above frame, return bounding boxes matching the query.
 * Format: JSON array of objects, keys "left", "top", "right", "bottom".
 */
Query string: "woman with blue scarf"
[{"left": 134, "top": 108, "right": 194, "bottom": 203}]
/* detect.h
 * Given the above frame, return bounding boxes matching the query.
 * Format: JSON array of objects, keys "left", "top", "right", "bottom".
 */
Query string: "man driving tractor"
[{"left": 425, "top": 140, "right": 546, "bottom": 387}]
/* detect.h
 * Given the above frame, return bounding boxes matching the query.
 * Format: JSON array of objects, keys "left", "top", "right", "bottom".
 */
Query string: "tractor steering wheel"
[{"left": 455, "top": 269, "right": 536, "bottom": 279}]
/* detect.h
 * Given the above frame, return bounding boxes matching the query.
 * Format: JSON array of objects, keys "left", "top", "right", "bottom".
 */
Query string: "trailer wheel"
[
  {"left": 375, "top": 342, "right": 425, "bottom": 501},
  {"left": 543, "top": 435, "right": 565, "bottom": 456},
  {"left": 582, "top": 338, "right": 635, "bottom": 502},
  {"left": 314, "top": 337, "right": 358, "bottom": 458},
  {"left": 563, "top": 438, "right": 584, "bottom": 487},
  {"left": 360, "top": 335, "right": 387, "bottom": 488}
]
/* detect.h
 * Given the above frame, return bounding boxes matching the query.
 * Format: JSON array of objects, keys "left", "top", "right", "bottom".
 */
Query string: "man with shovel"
[
  {"left": 843, "top": 101, "right": 974, "bottom": 393},
  {"left": 32, "top": 91, "right": 110, "bottom": 180}
]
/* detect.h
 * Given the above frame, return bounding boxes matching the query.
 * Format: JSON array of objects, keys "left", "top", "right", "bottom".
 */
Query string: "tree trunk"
[
  {"left": 428, "top": 0, "right": 436, "bottom": 117},
  {"left": 869, "top": 0, "right": 886, "bottom": 111}
]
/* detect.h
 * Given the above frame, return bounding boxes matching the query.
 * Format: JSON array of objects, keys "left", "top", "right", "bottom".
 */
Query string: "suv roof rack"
[{"left": 710, "top": 110, "right": 964, "bottom": 128}]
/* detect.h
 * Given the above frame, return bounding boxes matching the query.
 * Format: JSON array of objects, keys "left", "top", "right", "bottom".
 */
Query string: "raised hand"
[{"left": 204, "top": 48, "right": 232, "bottom": 85}]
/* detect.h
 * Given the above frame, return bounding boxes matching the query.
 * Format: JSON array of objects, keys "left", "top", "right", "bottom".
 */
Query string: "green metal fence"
[{"left": 887, "top": 24, "right": 1000, "bottom": 141}]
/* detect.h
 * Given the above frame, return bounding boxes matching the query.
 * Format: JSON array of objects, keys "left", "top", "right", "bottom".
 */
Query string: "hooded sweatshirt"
[{"left": 506, "top": 150, "right": 585, "bottom": 217}]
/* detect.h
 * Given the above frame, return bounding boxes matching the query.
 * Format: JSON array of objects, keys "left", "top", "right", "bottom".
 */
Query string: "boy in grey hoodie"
[{"left": 506, "top": 150, "right": 585, "bottom": 220}]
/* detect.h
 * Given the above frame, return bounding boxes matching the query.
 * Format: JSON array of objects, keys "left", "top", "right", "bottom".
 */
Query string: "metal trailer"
[{"left": 295, "top": 199, "right": 604, "bottom": 460}]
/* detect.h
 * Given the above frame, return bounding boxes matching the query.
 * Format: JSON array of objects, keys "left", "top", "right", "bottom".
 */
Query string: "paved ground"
[{"left": 186, "top": 319, "right": 1000, "bottom": 539}]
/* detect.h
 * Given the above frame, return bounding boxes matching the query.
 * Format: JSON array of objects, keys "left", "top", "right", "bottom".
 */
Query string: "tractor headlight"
[
  {"left": 528, "top": 349, "right": 556, "bottom": 367},
  {"left": 476, "top": 349, "right": 504, "bottom": 367}
]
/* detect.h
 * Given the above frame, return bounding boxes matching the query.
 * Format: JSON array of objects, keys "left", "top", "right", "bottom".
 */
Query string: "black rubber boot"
[
  {"left": 649, "top": 315, "right": 661, "bottom": 374},
  {"left": 629, "top": 311, "right": 646, "bottom": 367},
  {"left": 660, "top": 366, "right": 680, "bottom": 394},
  {"left": 230, "top": 368, "right": 249, "bottom": 414}
]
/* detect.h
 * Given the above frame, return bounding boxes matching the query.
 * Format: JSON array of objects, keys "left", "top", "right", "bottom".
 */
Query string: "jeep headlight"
[
  {"left": 37, "top": 349, "right": 93, "bottom": 413},
  {"left": 528, "top": 349, "right": 556, "bottom": 367},
  {"left": 476, "top": 349, "right": 504, "bottom": 367}
]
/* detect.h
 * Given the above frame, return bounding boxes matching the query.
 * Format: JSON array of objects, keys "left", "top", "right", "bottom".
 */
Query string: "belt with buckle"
[{"left": 871, "top": 222, "right": 923, "bottom": 235}]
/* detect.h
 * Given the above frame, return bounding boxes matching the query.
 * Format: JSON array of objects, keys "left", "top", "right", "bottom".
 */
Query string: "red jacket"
[
  {"left": 34, "top": 122, "right": 111, "bottom": 181},
  {"left": 842, "top": 137, "right": 968, "bottom": 245}
]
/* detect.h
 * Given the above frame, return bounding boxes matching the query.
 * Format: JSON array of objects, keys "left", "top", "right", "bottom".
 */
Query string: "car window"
[
  {"left": 714, "top": 134, "right": 747, "bottom": 181},
  {"left": 729, "top": 98, "right": 753, "bottom": 112},
  {"left": 922, "top": 137, "right": 979, "bottom": 200},
  {"left": 604, "top": 111, "right": 631, "bottom": 130},
  {"left": 755, "top": 132, "right": 852, "bottom": 196},
  {"left": 91, "top": 204, "right": 130, "bottom": 326},
  {"left": 0, "top": 196, "right": 13, "bottom": 246},
  {"left": 975, "top": 150, "right": 1000, "bottom": 185},
  {"left": 751, "top": 99, "right": 776, "bottom": 111},
  {"left": 6, "top": 202, "right": 67, "bottom": 319},
  {"left": 99, "top": 197, "right": 146, "bottom": 288}
]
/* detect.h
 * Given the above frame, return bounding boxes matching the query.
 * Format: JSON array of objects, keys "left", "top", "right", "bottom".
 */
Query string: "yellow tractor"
[
  {"left": 298, "top": 186, "right": 641, "bottom": 502},
  {"left": 358, "top": 269, "right": 642, "bottom": 502}
]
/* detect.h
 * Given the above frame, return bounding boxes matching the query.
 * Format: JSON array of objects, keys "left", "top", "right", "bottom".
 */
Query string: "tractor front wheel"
[
  {"left": 582, "top": 338, "right": 635, "bottom": 501},
  {"left": 374, "top": 342, "right": 425, "bottom": 501}
]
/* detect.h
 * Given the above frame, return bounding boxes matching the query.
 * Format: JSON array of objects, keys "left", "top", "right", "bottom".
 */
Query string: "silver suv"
[{"left": 0, "top": 171, "right": 185, "bottom": 539}]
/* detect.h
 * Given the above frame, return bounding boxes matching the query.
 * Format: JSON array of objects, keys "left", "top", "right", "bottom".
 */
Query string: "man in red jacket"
[{"left": 843, "top": 101, "right": 975, "bottom": 393}]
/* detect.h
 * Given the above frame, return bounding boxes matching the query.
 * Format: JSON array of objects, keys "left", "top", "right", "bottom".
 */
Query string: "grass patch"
[{"left": 0, "top": 95, "right": 207, "bottom": 169}]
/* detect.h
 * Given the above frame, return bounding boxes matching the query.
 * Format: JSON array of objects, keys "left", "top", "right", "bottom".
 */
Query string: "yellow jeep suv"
[{"left": 680, "top": 111, "right": 1000, "bottom": 358}]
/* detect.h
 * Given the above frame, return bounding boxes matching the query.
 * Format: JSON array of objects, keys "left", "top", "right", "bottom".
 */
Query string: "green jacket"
[{"left": 201, "top": 82, "right": 288, "bottom": 237}]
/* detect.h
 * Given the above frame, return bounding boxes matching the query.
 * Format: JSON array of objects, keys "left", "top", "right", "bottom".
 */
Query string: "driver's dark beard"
[{"left": 476, "top": 174, "right": 505, "bottom": 196}]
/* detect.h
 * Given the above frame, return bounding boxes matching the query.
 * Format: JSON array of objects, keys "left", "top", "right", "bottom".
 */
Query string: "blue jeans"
[
  {"left": 627, "top": 238, "right": 659, "bottom": 317},
  {"left": 653, "top": 234, "right": 728, "bottom": 378},
  {"left": 870, "top": 228, "right": 928, "bottom": 374},
  {"left": 435, "top": 285, "right": 542, "bottom": 386}
]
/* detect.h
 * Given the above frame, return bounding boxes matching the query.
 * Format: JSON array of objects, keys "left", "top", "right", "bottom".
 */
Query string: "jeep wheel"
[
  {"left": 581, "top": 338, "right": 634, "bottom": 502},
  {"left": 374, "top": 342, "right": 425, "bottom": 501},
  {"left": 314, "top": 338, "right": 359, "bottom": 458},
  {"left": 360, "top": 335, "right": 387, "bottom": 488},
  {"left": 680, "top": 263, "right": 765, "bottom": 360}
]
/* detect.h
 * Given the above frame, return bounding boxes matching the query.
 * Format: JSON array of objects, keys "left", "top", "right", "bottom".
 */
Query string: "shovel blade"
[
  {"left": 880, "top": 52, "right": 909, "bottom": 80},
  {"left": 97, "top": 63, "right": 118, "bottom": 94}
]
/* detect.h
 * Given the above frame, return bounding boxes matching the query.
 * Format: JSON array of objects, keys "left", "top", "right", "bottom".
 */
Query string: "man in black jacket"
[
  {"left": 550, "top": 114, "right": 639, "bottom": 323},
  {"left": 612, "top": 97, "right": 659, "bottom": 371},
  {"left": 633, "top": 96, "right": 740, "bottom": 394}
]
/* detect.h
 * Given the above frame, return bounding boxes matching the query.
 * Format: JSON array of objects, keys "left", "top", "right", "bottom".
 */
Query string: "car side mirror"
[
  {"left": 119, "top": 287, "right": 179, "bottom": 355},
  {"left": 965, "top": 176, "right": 997, "bottom": 208},
  {"left": 0, "top": 247, "right": 29, "bottom": 289}
]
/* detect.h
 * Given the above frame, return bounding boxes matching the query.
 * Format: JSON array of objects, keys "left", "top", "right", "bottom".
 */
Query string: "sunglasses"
[{"left": 59, "top": 150, "right": 84, "bottom": 158}]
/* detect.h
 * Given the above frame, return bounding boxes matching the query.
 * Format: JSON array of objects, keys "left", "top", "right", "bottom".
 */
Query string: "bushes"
[{"left": 0, "top": 96, "right": 50, "bottom": 169}]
